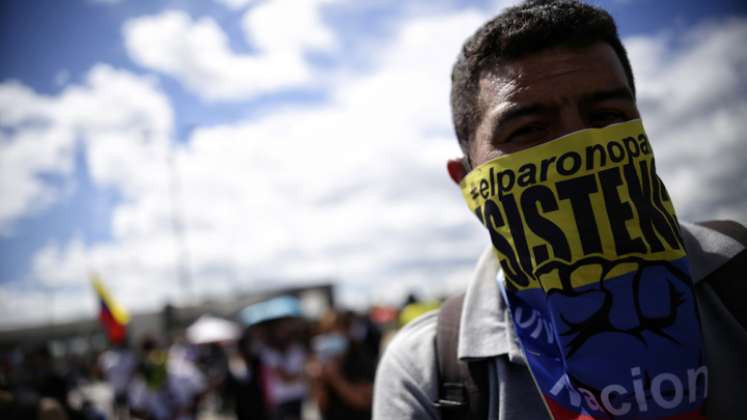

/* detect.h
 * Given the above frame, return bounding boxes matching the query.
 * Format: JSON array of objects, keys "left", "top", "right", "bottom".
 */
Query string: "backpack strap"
[
  {"left": 696, "top": 220, "right": 747, "bottom": 330},
  {"left": 696, "top": 220, "right": 747, "bottom": 247},
  {"left": 434, "top": 293, "right": 489, "bottom": 420}
]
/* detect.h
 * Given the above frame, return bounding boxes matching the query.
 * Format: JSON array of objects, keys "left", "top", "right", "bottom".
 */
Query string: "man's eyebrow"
[
  {"left": 494, "top": 103, "right": 552, "bottom": 128},
  {"left": 490, "top": 87, "right": 634, "bottom": 131},
  {"left": 580, "top": 87, "right": 635, "bottom": 105}
]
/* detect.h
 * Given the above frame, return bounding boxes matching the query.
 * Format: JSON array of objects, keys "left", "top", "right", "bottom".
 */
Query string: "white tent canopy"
[{"left": 185, "top": 315, "right": 241, "bottom": 344}]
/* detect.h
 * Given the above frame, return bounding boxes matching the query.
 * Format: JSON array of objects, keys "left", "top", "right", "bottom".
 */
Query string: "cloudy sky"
[{"left": 1, "top": 0, "right": 746, "bottom": 329}]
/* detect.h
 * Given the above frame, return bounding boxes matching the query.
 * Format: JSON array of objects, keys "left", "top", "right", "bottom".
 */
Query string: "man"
[
  {"left": 373, "top": 1, "right": 747, "bottom": 419},
  {"left": 307, "top": 310, "right": 376, "bottom": 420},
  {"left": 98, "top": 340, "right": 136, "bottom": 419}
]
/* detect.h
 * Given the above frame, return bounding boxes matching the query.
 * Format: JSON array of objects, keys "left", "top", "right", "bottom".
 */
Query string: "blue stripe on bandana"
[{"left": 498, "top": 256, "right": 708, "bottom": 419}]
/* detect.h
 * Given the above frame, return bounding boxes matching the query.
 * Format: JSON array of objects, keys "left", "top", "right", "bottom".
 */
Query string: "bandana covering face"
[{"left": 460, "top": 120, "right": 707, "bottom": 419}]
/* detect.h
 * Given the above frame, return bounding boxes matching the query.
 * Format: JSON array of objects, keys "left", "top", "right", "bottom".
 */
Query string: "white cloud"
[
  {"left": 147, "top": 9, "right": 489, "bottom": 306},
  {"left": 624, "top": 19, "right": 747, "bottom": 224},
  {"left": 0, "top": 65, "right": 172, "bottom": 234},
  {"left": 31, "top": 238, "right": 91, "bottom": 288},
  {"left": 214, "top": 0, "right": 256, "bottom": 11},
  {"left": 0, "top": 287, "right": 69, "bottom": 328},
  {"left": 123, "top": 1, "right": 339, "bottom": 101},
  {"left": 0, "top": 236, "right": 180, "bottom": 327},
  {"left": 241, "top": 0, "right": 338, "bottom": 54},
  {"left": 0, "top": 124, "right": 76, "bottom": 233}
]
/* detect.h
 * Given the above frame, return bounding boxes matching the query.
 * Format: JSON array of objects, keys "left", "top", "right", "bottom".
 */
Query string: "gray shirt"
[{"left": 373, "top": 222, "right": 747, "bottom": 420}]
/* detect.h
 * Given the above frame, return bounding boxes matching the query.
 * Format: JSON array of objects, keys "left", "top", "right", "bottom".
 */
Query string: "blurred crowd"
[{"left": 0, "top": 294, "right": 440, "bottom": 420}]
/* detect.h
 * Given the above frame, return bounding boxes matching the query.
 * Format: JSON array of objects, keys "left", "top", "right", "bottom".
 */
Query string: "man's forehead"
[{"left": 476, "top": 43, "right": 630, "bottom": 109}]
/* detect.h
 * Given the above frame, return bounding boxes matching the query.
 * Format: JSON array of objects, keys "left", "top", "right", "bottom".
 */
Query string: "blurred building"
[{"left": 0, "top": 282, "right": 335, "bottom": 356}]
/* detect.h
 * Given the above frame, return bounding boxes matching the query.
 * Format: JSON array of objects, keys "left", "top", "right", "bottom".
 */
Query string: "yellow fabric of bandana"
[{"left": 460, "top": 119, "right": 686, "bottom": 292}]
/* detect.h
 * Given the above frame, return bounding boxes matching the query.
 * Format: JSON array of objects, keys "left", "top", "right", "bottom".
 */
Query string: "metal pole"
[{"left": 167, "top": 141, "right": 194, "bottom": 306}]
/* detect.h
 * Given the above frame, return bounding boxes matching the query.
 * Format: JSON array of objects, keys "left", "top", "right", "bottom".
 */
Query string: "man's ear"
[{"left": 446, "top": 157, "right": 469, "bottom": 185}]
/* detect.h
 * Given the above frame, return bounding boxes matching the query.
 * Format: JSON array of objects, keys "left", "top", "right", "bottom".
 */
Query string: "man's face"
[{"left": 468, "top": 42, "right": 640, "bottom": 167}]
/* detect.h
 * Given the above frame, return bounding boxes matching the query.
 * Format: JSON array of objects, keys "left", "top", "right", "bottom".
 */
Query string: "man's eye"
[
  {"left": 506, "top": 124, "right": 547, "bottom": 144},
  {"left": 590, "top": 110, "right": 628, "bottom": 128}
]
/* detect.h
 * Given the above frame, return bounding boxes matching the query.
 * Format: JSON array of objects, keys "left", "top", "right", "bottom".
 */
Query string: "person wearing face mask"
[
  {"left": 372, "top": 1, "right": 747, "bottom": 420},
  {"left": 225, "top": 330, "right": 268, "bottom": 420},
  {"left": 308, "top": 310, "right": 377, "bottom": 420}
]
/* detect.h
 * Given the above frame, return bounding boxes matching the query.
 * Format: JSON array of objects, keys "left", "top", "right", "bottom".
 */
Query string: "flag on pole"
[{"left": 91, "top": 275, "right": 130, "bottom": 344}]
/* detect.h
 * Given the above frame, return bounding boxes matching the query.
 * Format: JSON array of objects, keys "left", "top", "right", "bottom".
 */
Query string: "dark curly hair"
[{"left": 450, "top": 0, "right": 635, "bottom": 152}]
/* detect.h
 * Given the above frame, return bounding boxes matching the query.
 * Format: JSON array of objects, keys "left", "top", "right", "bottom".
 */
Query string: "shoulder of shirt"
[
  {"left": 680, "top": 221, "right": 746, "bottom": 283},
  {"left": 385, "top": 309, "right": 439, "bottom": 362},
  {"left": 373, "top": 310, "right": 440, "bottom": 420}
]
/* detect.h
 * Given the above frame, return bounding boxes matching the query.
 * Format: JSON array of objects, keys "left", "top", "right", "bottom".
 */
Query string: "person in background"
[
  {"left": 225, "top": 329, "right": 268, "bottom": 420},
  {"left": 196, "top": 342, "right": 229, "bottom": 411},
  {"left": 257, "top": 318, "right": 308, "bottom": 420},
  {"left": 0, "top": 346, "right": 89, "bottom": 420},
  {"left": 307, "top": 310, "right": 376, "bottom": 420},
  {"left": 28, "top": 347, "right": 78, "bottom": 420},
  {"left": 167, "top": 339, "right": 207, "bottom": 420},
  {"left": 98, "top": 340, "right": 136, "bottom": 420},
  {"left": 348, "top": 311, "right": 383, "bottom": 361},
  {"left": 129, "top": 336, "right": 170, "bottom": 420},
  {"left": 0, "top": 379, "right": 71, "bottom": 420}
]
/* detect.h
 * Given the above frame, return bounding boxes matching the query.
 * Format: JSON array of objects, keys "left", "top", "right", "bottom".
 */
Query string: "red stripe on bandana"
[{"left": 544, "top": 396, "right": 708, "bottom": 420}]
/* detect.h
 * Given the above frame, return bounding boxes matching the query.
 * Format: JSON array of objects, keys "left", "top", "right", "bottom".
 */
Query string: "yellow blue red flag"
[{"left": 91, "top": 274, "right": 129, "bottom": 344}]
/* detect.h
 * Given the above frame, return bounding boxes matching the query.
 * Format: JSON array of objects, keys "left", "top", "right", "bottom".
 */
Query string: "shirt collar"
[{"left": 457, "top": 246, "right": 521, "bottom": 361}]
